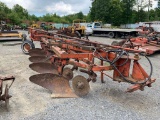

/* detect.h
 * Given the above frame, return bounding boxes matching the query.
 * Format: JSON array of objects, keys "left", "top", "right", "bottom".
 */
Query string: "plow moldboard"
[
  {"left": 29, "top": 56, "right": 50, "bottom": 63},
  {"left": 29, "top": 73, "right": 77, "bottom": 98},
  {"left": 29, "top": 62, "right": 58, "bottom": 74},
  {"left": 28, "top": 48, "right": 46, "bottom": 56}
]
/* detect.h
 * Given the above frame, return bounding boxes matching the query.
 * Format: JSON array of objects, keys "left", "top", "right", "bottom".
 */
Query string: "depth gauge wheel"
[
  {"left": 21, "top": 40, "right": 35, "bottom": 54},
  {"left": 72, "top": 75, "right": 90, "bottom": 96},
  {"left": 62, "top": 68, "right": 73, "bottom": 80}
]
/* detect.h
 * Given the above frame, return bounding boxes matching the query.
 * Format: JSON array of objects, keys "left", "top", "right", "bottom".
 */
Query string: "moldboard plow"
[{"left": 23, "top": 28, "right": 156, "bottom": 98}]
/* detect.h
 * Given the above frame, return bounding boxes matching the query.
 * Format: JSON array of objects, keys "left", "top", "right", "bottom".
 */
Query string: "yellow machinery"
[
  {"left": 31, "top": 24, "right": 39, "bottom": 29},
  {"left": 71, "top": 19, "right": 86, "bottom": 36},
  {"left": 30, "top": 21, "right": 40, "bottom": 29},
  {"left": 0, "top": 31, "right": 26, "bottom": 41}
]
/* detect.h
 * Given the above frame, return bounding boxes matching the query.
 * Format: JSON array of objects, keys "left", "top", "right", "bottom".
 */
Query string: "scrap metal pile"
[
  {"left": 0, "top": 75, "right": 15, "bottom": 109},
  {"left": 23, "top": 28, "right": 156, "bottom": 98}
]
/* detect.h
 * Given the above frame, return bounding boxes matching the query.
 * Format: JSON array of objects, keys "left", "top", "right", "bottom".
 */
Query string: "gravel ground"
[{"left": 0, "top": 30, "right": 160, "bottom": 120}]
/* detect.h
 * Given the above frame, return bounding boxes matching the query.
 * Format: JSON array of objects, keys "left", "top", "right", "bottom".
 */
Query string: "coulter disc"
[{"left": 72, "top": 75, "right": 90, "bottom": 96}]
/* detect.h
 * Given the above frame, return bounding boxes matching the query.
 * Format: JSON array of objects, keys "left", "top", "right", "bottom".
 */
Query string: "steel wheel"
[
  {"left": 62, "top": 68, "right": 73, "bottom": 80},
  {"left": 72, "top": 75, "right": 90, "bottom": 96}
]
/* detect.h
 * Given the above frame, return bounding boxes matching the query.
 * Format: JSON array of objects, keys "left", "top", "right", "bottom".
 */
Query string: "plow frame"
[{"left": 26, "top": 28, "right": 156, "bottom": 96}]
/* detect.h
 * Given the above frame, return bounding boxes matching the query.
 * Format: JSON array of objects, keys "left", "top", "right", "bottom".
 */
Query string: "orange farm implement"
[
  {"left": 21, "top": 28, "right": 155, "bottom": 98},
  {"left": 112, "top": 32, "right": 160, "bottom": 55}
]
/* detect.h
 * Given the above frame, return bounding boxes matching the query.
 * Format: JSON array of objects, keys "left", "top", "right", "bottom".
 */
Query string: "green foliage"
[
  {"left": 89, "top": 0, "right": 160, "bottom": 25},
  {"left": 12, "top": 4, "right": 28, "bottom": 19},
  {"left": 1, "top": 1, "right": 160, "bottom": 27},
  {"left": 158, "top": 0, "right": 160, "bottom": 9}
]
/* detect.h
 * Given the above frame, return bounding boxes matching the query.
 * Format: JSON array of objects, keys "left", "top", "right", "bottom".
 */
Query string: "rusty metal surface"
[
  {"left": 0, "top": 76, "right": 15, "bottom": 110},
  {"left": 28, "top": 48, "right": 46, "bottom": 56},
  {"left": 72, "top": 75, "right": 90, "bottom": 96},
  {"left": 26, "top": 28, "right": 156, "bottom": 97},
  {"left": 29, "top": 56, "right": 50, "bottom": 63},
  {"left": 29, "top": 73, "right": 77, "bottom": 98},
  {"left": 62, "top": 68, "right": 73, "bottom": 80},
  {"left": 29, "top": 62, "right": 58, "bottom": 74}
]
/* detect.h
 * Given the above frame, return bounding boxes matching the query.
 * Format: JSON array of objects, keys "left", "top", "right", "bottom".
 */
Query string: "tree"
[
  {"left": 121, "top": 0, "right": 136, "bottom": 24},
  {"left": 158, "top": 0, "right": 160, "bottom": 9},
  {"left": 7, "top": 12, "right": 21, "bottom": 24},
  {"left": 12, "top": 4, "right": 28, "bottom": 20},
  {"left": 77, "top": 11, "right": 84, "bottom": 19},
  {"left": 89, "top": 0, "right": 133, "bottom": 25},
  {"left": 0, "top": 2, "right": 10, "bottom": 20}
]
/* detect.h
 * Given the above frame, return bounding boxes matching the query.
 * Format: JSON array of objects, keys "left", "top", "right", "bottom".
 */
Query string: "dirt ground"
[{"left": 0, "top": 31, "right": 160, "bottom": 120}]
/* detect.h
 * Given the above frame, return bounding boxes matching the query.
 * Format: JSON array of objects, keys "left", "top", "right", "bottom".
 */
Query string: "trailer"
[{"left": 85, "top": 22, "right": 141, "bottom": 38}]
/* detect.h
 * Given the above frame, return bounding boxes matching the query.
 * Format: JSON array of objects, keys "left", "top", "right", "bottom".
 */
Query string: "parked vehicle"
[{"left": 85, "top": 22, "right": 140, "bottom": 38}]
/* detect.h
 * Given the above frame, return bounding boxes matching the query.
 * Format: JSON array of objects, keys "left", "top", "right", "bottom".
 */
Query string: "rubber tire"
[
  {"left": 108, "top": 32, "right": 115, "bottom": 38},
  {"left": 22, "top": 34, "right": 27, "bottom": 42},
  {"left": 21, "top": 40, "right": 35, "bottom": 54},
  {"left": 75, "top": 31, "right": 81, "bottom": 39}
]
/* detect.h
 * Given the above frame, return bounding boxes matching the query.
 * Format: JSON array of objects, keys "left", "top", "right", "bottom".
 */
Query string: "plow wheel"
[
  {"left": 29, "top": 73, "right": 77, "bottom": 98},
  {"left": 28, "top": 48, "right": 46, "bottom": 57},
  {"left": 29, "top": 56, "right": 50, "bottom": 63},
  {"left": 62, "top": 68, "right": 73, "bottom": 80},
  {"left": 21, "top": 40, "right": 35, "bottom": 54},
  {"left": 72, "top": 75, "right": 90, "bottom": 96},
  {"left": 29, "top": 62, "right": 58, "bottom": 74}
]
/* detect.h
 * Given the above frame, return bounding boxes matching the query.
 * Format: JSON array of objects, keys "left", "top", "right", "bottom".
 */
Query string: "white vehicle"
[
  {"left": 85, "top": 22, "right": 101, "bottom": 35},
  {"left": 85, "top": 22, "right": 140, "bottom": 38}
]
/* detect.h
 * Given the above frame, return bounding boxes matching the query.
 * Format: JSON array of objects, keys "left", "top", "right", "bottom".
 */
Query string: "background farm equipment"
[
  {"left": 40, "top": 23, "right": 53, "bottom": 31},
  {"left": 0, "top": 76, "right": 15, "bottom": 110},
  {"left": 21, "top": 28, "right": 155, "bottom": 98},
  {"left": 0, "top": 21, "right": 12, "bottom": 32},
  {"left": 112, "top": 32, "right": 160, "bottom": 55},
  {"left": 57, "top": 19, "right": 86, "bottom": 38},
  {"left": 0, "top": 30, "right": 27, "bottom": 42}
]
